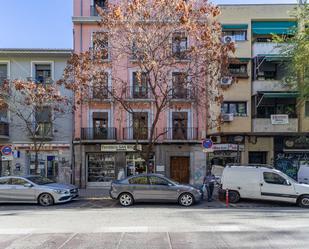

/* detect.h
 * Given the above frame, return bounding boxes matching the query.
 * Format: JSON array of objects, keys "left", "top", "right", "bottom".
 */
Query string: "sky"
[{"left": 0, "top": 0, "right": 296, "bottom": 49}]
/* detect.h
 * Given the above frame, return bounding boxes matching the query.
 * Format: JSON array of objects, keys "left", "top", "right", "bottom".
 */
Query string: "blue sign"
[
  {"left": 202, "top": 139, "right": 213, "bottom": 149},
  {"left": 1, "top": 146, "right": 12, "bottom": 156}
]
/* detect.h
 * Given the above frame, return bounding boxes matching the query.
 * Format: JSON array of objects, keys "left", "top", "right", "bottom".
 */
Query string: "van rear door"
[{"left": 260, "top": 171, "right": 297, "bottom": 203}]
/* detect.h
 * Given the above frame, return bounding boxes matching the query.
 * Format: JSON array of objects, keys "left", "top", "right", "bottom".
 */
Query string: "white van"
[{"left": 221, "top": 165, "right": 309, "bottom": 207}]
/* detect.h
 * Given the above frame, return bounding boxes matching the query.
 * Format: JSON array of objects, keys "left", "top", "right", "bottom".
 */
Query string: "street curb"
[{"left": 78, "top": 197, "right": 112, "bottom": 201}]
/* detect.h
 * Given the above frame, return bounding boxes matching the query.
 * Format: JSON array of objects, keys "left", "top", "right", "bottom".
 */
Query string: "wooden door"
[{"left": 170, "top": 157, "right": 190, "bottom": 184}]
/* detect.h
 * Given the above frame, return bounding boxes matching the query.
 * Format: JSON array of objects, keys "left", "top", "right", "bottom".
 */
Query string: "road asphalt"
[{"left": 0, "top": 198, "right": 307, "bottom": 249}]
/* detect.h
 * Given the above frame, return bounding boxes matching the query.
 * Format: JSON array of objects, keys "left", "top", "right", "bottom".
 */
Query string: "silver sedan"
[
  {"left": 0, "top": 175, "right": 78, "bottom": 206},
  {"left": 110, "top": 174, "right": 202, "bottom": 207}
]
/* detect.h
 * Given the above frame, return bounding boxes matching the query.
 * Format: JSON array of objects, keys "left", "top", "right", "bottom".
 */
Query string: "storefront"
[
  {"left": 85, "top": 144, "right": 155, "bottom": 187},
  {"left": 208, "top": 144, "right": 245, "bottom": 167},
  {"left": 274, "top": 136, "right": 309, "bottom": 180}
]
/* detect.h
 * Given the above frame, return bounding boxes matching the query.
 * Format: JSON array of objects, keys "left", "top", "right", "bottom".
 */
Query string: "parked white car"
[{"left": 221, "top": 165, "right": 309, "bottom": 208}]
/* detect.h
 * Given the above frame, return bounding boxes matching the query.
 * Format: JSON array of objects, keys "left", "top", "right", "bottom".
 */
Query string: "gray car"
[
  {"left": 0, "top": 175, "right": 78, "bottom": 206},
  {"left": 110, "top": 174, "right": 202, "bottom": 207}
]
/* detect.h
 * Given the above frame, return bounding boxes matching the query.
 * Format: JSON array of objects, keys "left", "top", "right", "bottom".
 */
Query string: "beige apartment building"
[{"left": 209, "top": 4, "right": 309, "bottom": 179}]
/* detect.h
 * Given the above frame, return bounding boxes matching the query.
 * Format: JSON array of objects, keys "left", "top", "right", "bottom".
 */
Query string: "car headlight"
[{"left": 53, "top": 189, "right": 69, "bottom": 194}]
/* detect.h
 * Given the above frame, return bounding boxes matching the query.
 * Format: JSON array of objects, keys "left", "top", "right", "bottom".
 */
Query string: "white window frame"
[
  {"left": 90, "top": 69, "right": 112, "bottom": 99},
  {"left": 31, "top": 61, "right": 55, "bottom": 82},
  {"left": 167, "top": 109, "right": 192, "bottom": 140},
  {"left": 129, "top": 68, "right": 149, "bottom": 99},
  {"left": 126, "top": 109, "right": 152, "bottom": 140},
  {"left": 91, "top": 30, "right": 110, "bottom": 61}
]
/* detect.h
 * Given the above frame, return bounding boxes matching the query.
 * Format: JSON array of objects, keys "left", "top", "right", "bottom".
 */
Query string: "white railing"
[{"left": 252, "top": 42, "right": 288, "bottom": 57}]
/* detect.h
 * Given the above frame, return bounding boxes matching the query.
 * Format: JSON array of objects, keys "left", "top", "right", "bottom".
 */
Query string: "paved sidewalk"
[{"left": 78, "top": 188, "right": 110, "bottom": 199}]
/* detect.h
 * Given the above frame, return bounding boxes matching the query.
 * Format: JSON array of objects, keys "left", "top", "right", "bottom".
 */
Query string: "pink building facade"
[{"left": 73, "top": 0, "right": 208, "bottom": 188}]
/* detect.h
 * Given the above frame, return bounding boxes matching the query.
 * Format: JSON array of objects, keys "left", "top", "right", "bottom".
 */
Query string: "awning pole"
[{"left": 256, "top": 94, "right": 265, "bottom": 108}]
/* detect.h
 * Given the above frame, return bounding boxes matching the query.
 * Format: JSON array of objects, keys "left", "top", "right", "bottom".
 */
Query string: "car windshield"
[{"left": 26, "top": 176, "right": 55, "bottom": 185}]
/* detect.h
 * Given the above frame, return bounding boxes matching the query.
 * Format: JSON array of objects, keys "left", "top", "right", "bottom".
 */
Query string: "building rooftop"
[{"left": 0, "top": 48, "right": 72, "bottom": 56}]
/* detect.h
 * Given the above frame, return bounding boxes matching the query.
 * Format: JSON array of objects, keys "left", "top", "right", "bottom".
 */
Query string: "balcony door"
[
  {"left": 132, "top": 72, "right": 148, "bottom": 99},
  {"left": 172, "top": 112, "right": 188, "bottom": 140},
  {"left": 93, "top": 112, "right": 108, "bottom": 139},
  {"left": 132, "top": 112, "right": 148, "bottom": 140}
]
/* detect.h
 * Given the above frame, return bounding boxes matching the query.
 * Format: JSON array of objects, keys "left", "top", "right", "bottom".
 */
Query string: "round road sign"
[
  {"left": 202, "top": 139, "right": 213, "bottom": 149},
  {"left": 1, "top": 146, "right": 12, "bottom": 156}
]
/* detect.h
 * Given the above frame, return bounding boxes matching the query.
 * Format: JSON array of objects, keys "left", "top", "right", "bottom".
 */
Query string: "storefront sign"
[
  {"left": 284, "top": 136, "right": 309, "bottom": 150},
  {"left": 212, "top": 144, "right": 245, "bottom": 151},
  {"left": 101, "top": 144, "right": 142, "bottom": 152},
  {"left": 271, "top": 114, "right": 289, "bottom": 125}
]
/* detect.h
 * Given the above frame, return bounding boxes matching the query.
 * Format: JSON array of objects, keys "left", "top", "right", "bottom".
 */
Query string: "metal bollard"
[{"left": 226, "top": 189, "right": 229, "bottom": 208}]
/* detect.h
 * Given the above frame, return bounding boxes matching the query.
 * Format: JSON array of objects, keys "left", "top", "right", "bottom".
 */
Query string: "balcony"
[
  {"left": 164, "top": 127, "right": 198, "bottom": 141},
  {"left": 252, "top": 80, "right": 290, "bottom": 94},
  {"left": 123, "top": 127, "right": 149, "bottom": 140},
  {"left": 252, "top": 42, "right": 288, "bottom": 57},
  {"left": 0, "top": 122, "right": 9, "bottom": 139},
  {"left": 170, "top": 87, "right": 195, "bottom": 100},
  {"left": 253, "top": 117, "right": 298, "bottom": 133},
  {"left": 81, "top": 127, "right": 117, "bottom": 140},
  {"left": 125, "top": 86, "right": 153, "bottom": 100},
  {"left": 91, "top": 86, "right": 112, "bottom": 101}
]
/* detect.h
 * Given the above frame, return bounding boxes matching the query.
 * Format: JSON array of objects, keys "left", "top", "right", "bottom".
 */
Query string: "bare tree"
[
  {"left": 63, "top": 0, "right": 234, "bottom": 170},
  {"left": 0, "top": 79, "right": 71, "bottom": 173}
]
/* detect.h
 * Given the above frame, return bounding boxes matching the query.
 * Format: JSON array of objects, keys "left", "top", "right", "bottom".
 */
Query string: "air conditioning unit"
[
  {"left": 210, "top": 136, "right": 221, "bottom": 144},
  {"left": 222, "top": 35, "right": 235, "bottom": 44},
  {"left": 220, "top": 77, "right": 233, "bottom": 86},
  {"left": 222, "top": 113, "right": 234, "bottom": 122}
]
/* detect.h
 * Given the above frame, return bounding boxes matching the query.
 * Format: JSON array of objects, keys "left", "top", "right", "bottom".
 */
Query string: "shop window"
[
  {"left": 129, "top": 176, "right": 148, "bottom": 184},
  {"left": 132, "top": 72, "right": 148, "bottom": 98},
  {"left": 172, "top": 112, "right": 188, "bottom": 139},
  {"left": 93, "top": 32, "right": 109, "bottom": 60},
  {"left": 92, "top": 72, "right": 109, "bottom": 99},
  {"left": 249, "top": 152, "right": 267, "bottom": 164},
  {"left": 172, "top": 72, "right": 189, "bottom": 99},
  {"left": 132, "top": 112, "right": 148, "bottom": 140},
  {"left": 305, "top": 101, "right": 309, "bottom": 117},
  {"left": 223, "top": 30, "right": 247, "bottom": 41},
  {"left": 35, "top": 64, "right": 52, "bottom": 84},
  {"left": 88, "top": 153, "right": 115, "bottom": 183},
  {"left": 222, "top": 102, "right": 247, "bottom": 117},
  {"left": 126, "top": 153, "right": 155, "bottom": 176},
  {"left": 172, "top": 32, "right": 188, "bottom": 59}
]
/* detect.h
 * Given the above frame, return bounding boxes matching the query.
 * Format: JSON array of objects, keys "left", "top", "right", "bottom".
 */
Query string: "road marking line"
[
  {"left": 57, "top": 233, "right": 77, "bottom": 249},
  {"left": 167, "top": 232, "right": 173, "bottom": 249},
  {"left": 116, "top": 232, "right": 124, "bottom": 249}
]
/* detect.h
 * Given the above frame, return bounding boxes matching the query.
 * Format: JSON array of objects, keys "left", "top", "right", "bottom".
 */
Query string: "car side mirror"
[{"left": 24, "top": 183, "right": 33, "bottom": 188}]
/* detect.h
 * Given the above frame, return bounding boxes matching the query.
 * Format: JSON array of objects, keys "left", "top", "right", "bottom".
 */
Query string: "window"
[
  {"left": 172, "top": 72, "right": 189, "bottom": 99},
  {"left": 172, "top": 32, "right": 188, "bottom": 59},
  {"left": 222, "top": 102, "right": 247, "bottom": 116},
  {"left": 132, "top": 72, "right": 148, "bottom": 98},
  {"left": 35, "top": 64, "right": 52, "bottom": 84},
  {"left": 305, "top": 101, "right": 309, "bottom": 117},
  {"left": 35, "top": 106, "right": 52, "bottom": 137},
  {"left": 0, "top": 64, "right": 8, "bottom": 85},
  {"left": 93, "top": 32, "right": 109, "bottom": 60},
  {"left": 11, "top": 178, "right": 28, "bottom": 185},
  {"left": 0, "top": 178, "right": 10, "bottom": 185},
  {"left": 92, "top": 72, "right": 109, "bottom": 99},
  {"left": 149, "top": 176, "right": 169, "bottom": 186},
  {"left": 223, "top": 30, "right": 247, "bottom": 41},
  {"left": 131, "top": 41, "right": 146, "bottom": 61},
  {"left": 129, "top": 176, "right": 148, "bottom": 184},
  {"left": 132, "top": 112, "right": 148, "bottom": 140},
  {"left": 172, "top": 112, "right": 188, "bottom": 139},
  {"left": 263, "top": 172, "right": 287, "bottom": 185},
  {"left": 229, "top": 64, "right": 248, "bottom": 76},
  {"left": 93, "top": 112, "right": 109, "bottom": 139}
]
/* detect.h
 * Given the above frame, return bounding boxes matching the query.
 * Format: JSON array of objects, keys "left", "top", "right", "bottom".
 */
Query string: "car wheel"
[
  {"left": 38, "top": 193, "right": 54, "bottom": 206},
  {"left": 119, "top": 193, "right": 134, "bottom": 207},
  {"left": 179, "top": 193, "right": 194, "bottom": 207},
  {"left": 298, "top": 195, "right": 309, "bottom": 208},
  {"left": 228, "top": 190, "right": 240, "bottom": 203}
]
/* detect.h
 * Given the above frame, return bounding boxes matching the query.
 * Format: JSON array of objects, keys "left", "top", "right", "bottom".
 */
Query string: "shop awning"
[
  {"left": 262, "top": 92, "right": 299, "bottom": 98},
  {"left": 252, "top": 21, "right": 297, "bottom": 35},
  {"left": 222, "top": 24, "right": 248, "bottom": 30}
]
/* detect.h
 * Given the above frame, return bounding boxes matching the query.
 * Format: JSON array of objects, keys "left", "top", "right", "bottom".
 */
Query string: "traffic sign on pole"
[{"left": 1, "top": 145, "right": 12, "bottom": 156}]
